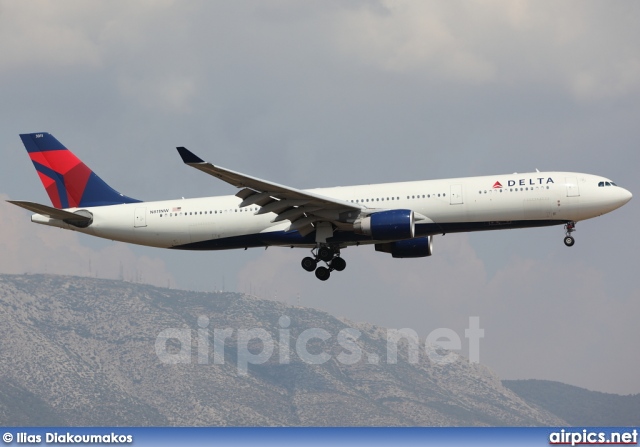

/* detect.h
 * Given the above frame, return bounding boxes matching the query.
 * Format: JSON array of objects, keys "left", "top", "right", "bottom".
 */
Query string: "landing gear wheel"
[
  {"left": 330, "top": 257, "right": 346, "bottom": 272},
  {"left": 564, "top": 222, "right": 576, "bottom": 247},
  {"left": 301, "top": 257, "right": 317, "bottom": 272},
  {"left": 317, "top": 246, "right": 334, "bottom": 262},
  {"left": 315, "top": 266, "right": 330, "bottom": 281}
]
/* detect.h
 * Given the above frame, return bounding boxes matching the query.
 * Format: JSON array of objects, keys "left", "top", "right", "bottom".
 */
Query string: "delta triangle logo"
[{"left": 493, "top": 181, "right": 503, "bottom": 189}]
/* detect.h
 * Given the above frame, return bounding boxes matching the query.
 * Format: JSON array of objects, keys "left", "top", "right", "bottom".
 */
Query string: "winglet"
[{"left": 177, "top": 147, "right": 205, "bottom": 164}]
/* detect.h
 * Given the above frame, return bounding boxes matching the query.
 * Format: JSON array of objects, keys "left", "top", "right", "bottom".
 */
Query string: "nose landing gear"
[
  {"left": 301, "top": 245, "right": 346, "bottom": 281},
  {"left": 564, "top": 222, "right": 576, "bottom": 247}
]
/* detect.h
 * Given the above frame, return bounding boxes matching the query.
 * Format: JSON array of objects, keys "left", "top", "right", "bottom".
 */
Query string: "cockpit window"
[
  {"left": 605, "top": 182, "right": 611, "bottom": 186},
  {"left": 598, "top": 182, "right": 604, "bottom": 187},
  {"left": 611, "top": 182, "right": 617, "bottom": 186}
]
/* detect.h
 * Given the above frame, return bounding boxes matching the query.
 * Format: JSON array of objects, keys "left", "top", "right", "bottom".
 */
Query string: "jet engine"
[
  {"left": 375, "top": 236, "right": 433, "bottom": 258},
  {"left": 354, "top": 209, "right": 415, "bottom": 240}
]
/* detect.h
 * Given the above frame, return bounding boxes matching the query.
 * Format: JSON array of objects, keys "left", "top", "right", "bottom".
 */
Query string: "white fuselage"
[{"left": 31, "top": 171, "right": 632, "bottom": 251}]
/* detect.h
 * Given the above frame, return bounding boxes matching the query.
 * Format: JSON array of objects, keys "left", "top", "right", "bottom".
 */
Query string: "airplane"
[{"left": 9, "top": 132, "right": 633, "bottom": 281}]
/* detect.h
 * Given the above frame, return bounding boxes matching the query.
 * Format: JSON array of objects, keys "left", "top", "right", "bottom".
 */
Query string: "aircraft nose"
[{"left": 618, "top": 187, "right": 633, "bottom": 206}]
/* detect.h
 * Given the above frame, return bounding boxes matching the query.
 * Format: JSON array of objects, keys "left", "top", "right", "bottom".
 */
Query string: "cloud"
[
  {"left": 330, "top": 1, "right": 640, "bottom": 100},
  {"left": 0, "top": 1, "right": 103, "bottom": 74},
  {"left": 331, "top": 1, "right": 496, "bottom": 81},
  {"left": 0, "top": 194, "right": 175, "bottom": 287}
]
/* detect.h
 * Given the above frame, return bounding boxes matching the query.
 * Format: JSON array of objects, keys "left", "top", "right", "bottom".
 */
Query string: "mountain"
[
  {"left": 0, "top": 273, "right": 563, "bottom": 426},
  {"left": 503, "top": 379, "right": 640, "bottom": 426}
]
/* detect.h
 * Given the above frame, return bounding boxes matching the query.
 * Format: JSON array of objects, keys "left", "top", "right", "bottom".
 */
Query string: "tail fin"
[{"left": 20, "top": 132, "right": 141, "bottom": 208}]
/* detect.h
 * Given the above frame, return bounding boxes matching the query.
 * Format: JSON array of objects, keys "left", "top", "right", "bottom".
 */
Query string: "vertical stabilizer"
[{"left": 20, "top": 132, "right": 140, "bottom": 208}]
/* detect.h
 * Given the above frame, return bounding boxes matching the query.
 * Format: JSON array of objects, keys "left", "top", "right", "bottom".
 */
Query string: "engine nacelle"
[
  {"left": 354, "top": 209, "right": 415, "bottom": 240},
  {"left": 375, "top": 236, "right": 433, "bottom": 258}
]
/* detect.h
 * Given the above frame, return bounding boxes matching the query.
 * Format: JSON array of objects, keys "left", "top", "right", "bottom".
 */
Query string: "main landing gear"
[
  {"left": 564, "top": 221, "right": 576, "bottom": 247},
  {"left": 301, "top": 245, "right": 346, "bottom": 281}
]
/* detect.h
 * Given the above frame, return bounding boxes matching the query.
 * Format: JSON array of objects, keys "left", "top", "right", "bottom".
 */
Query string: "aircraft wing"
[{"left": 177, "top": 147, "right": 363, "bottom": 236}]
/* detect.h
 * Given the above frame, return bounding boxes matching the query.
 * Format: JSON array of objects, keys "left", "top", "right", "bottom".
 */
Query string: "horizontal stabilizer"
[{"left": 7, "top": 200, "right": 92, "bottom": 223}]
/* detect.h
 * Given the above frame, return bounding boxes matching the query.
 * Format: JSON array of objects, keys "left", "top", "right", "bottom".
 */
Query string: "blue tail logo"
[{"left": 20, "top": 133, "right": 141, "bottom": 208}]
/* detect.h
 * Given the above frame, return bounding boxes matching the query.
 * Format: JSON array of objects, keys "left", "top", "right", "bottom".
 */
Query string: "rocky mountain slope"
[
  {"left": 0, "top": 274, "right": 564, "bottom": 426},
  {"left": 503, "top": 379, "right": 640, "bottom": 426}
]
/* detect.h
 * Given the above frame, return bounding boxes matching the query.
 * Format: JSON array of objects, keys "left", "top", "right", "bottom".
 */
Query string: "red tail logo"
[
  {"left": 20, "top": 133, "right": 140, "bottom": 208},
  {"left": 493, "top": 181, "right": 503, "bottom": 188}
]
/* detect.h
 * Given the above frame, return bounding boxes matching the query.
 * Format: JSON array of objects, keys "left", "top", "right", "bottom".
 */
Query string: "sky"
[{"left": 0, "top": 0, "right": 639, "bottom": 395}]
